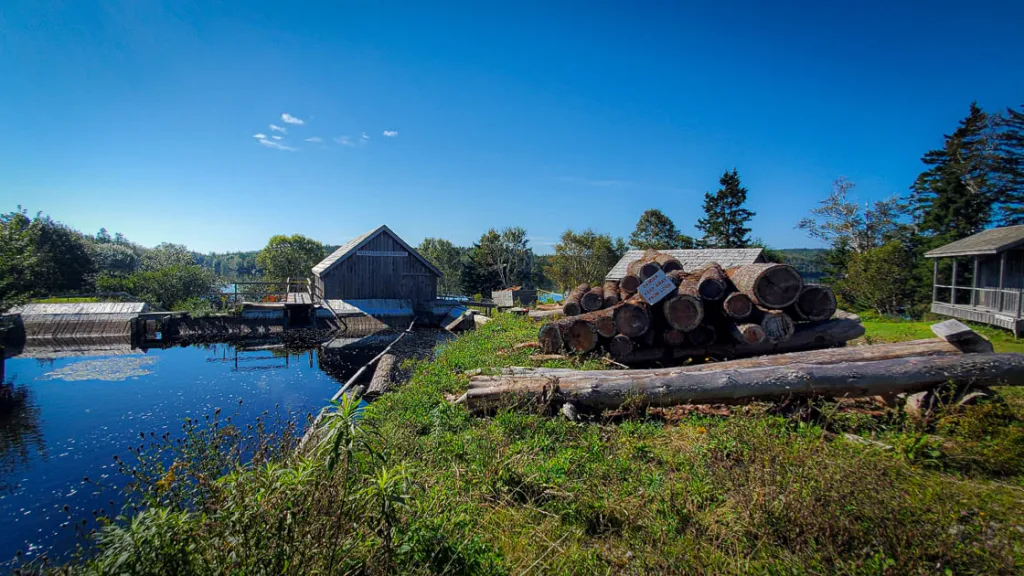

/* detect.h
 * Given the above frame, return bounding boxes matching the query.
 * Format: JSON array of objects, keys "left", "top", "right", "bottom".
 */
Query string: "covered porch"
[{"left": 926, "top": 225, "right": 1024, "bottom": 336}]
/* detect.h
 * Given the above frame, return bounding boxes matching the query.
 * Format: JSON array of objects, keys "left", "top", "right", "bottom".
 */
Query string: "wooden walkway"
[{"left": 285, "top": 292, "right": 312, "bottom": 305}]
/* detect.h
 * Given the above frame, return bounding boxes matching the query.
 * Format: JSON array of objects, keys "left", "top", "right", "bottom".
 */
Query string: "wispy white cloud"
[
  {"left": 281, "top": 113, "right": 305, "bottom": 125},
  {"left": 269, "top": 124, "right": 287, "bottom": 133},
  {"left": 382, "top": 130, "right": 398, "bottom": 137},
  {"left": 252, "top": 133, "right": 267, "bottom": 139},
  {"left": 361, "top": 132, "right": 370, "bottom": 141},
  {"left": 257, "top": 137, "right": 297, "bottom": 151},
  {"left": 271, "top": 135, "right": 283, "bottom": 140},
  {"left": 304, "top": 136, "right": 323, "bottom": 143},
  {"left": 334, "top": 135, "right": 355, "bottom": 146}
]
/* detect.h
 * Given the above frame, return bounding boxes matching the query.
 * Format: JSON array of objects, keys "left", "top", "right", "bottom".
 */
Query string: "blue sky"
[{"left": 2, "top": 1, "right": 1022, "bottom": 254}]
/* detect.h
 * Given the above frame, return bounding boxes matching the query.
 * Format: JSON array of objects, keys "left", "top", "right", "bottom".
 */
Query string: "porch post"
[
  {"left": 951, "top": 258, "right": 958, "bottom": 305},
  {"left": 932, "top": 258, "right": 939, "bottom": 303},
  {"left": 971, "top": 256, "right": 980, "bottom": 306},
  {"left": 999, "top": 252, "right": 1007, "bottom": 312}
]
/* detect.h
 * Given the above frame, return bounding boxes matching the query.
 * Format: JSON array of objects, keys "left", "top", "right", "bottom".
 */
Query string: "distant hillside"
[{"left": 775, "top": 248, "right": 827, "bottom": 281}]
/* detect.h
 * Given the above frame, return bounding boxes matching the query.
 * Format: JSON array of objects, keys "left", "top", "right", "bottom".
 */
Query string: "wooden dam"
[{"left": 1, "top": 225, "right": 474, "bottom": 357}]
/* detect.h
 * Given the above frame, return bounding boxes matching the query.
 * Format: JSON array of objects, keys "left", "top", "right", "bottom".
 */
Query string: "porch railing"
[{"left": 933, "top": 285, "right": 1023, "bottom": 317}]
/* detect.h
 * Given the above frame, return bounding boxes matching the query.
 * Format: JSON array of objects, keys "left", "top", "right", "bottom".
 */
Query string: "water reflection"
[{"left": 0, "top": 380, "right": 45, "bottom": 493}]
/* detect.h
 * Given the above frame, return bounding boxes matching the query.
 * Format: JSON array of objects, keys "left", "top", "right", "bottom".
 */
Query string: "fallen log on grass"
[
  {"left": 464, "top": 352, "right": 1024, "bottom": 413},
  {"left": 367, "top": 353, "right": 398, "bottom": 395},
  {"left": 482, "top": 336, "right": 977, "bottom": 377}
]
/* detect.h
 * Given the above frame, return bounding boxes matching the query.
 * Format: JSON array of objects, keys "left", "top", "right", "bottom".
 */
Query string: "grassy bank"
[
  {"left": 47, "top": 314, "right": 1024, "bottom": 575},
  {"left": 858, "top": 311, "right": 1024, "bottom": 353}
]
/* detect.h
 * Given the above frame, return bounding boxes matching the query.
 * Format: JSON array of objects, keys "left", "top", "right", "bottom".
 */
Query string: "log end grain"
[
  {"left": 639, "top": 261, "right": 663, "bottom": 281},
  {"left": 562, "top": 302, "right": 582, "bottom": 317},
  {"left": 663, "top": 328, "right": 687, "bottom": 347},
  {"left": 663, "top": 295, "right": 704, "bottom": 332},
  {"left": 755, "top": 264, "right": 804, "bottom": 309},
  {"left": 723, "top": 292, "right": 754, "bottom": 319},
  {"left": 620, "top": 274, "right": 641, "bottom": 293},
  {"left": 760, "top": 310, "right": 796, "bottom": 343},
  {"left": 581, "top": 288, "right": 604, "bottom": 312},
  {"left": 698, "top": 278, "right": 728, "bottom": 301},
  {"left": 608, "top": 334, "right": 634, "bottom": 359},
  {"left": 538, "top": 323, "right": 563, "bottom": 353},
  {"left": 593, "top": 316, "right": 616, "bottom": 339},
  {"left": 689, "top": 324, "right": 717, "bottom": 347},
  {"left": 565, "top": 319, "right": 599, "bottom": 353},
  {"left": 613, "top": 301, "right": 651, "bottom": 338},
  {"left": 732, "top": 323, "right": 767, "bottom": 345},
  {"left": 794, "top": 285, "right": 837, "bottom": 321}
]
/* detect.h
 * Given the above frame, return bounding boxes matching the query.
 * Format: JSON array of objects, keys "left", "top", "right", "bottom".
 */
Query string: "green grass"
[
  {"left": 859, "top": 311, "right": 1024, "bottom": 353},
  {"left": 48, "top": 314, "right": 1024, "bottom": 575}
]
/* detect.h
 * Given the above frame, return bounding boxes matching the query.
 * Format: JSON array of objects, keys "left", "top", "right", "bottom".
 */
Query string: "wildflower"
[{"left": 696, "top": 426, "right": 708, "bottom": 434}]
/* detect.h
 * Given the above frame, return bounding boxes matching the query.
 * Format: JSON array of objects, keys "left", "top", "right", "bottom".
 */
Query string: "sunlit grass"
[{"left": 46, "top": 313, "right": 1024, "bottom": 575}]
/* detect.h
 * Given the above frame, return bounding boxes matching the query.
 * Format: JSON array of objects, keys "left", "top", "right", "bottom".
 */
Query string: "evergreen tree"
[
  {"left": 994, "top": 103, "right": 1024, "bottom": 226},
  {"left": 909, "top": 102, "right": 997, "bottom": 239},
  {"left": 628, "top": 209, "right": 694, "bottom": 250},
  {"left": 696, "top": 169, "right": 755, "bottom": 248}
]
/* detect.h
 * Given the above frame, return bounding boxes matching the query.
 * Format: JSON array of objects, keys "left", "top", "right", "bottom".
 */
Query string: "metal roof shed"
[{"left": 605, "top": 248, "right": 765, "bottom": 280}]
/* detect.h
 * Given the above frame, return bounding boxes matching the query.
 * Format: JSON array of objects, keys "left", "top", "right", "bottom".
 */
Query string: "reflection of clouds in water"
[
  {"left": 0, "top": 383, "right": 46, "bottom": 492},
  {"left": 40, "top": 357, "right": 158, "bottom": 382}
]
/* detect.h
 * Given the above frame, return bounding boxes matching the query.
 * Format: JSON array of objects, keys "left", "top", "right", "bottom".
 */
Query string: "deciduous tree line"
[{"left": 799, "top": 101, "right": 1024, "bottom": 316}]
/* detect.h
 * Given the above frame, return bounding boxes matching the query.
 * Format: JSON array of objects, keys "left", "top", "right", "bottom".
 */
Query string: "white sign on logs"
[{"left": 637, "top": 269, "right": 675, "bottom": 305}]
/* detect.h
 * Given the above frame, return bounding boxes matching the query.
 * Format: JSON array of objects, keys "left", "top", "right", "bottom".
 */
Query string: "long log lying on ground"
[
  {"left": 582, "top": 286, "right": 604, "bottom": 312},
  {"left": 670, "top": 317, "right": 864, "bottom": 361},
  {"left": 465, "top": 352, "right": 1024, "bottom": 413},
  {"left": 367, "top": 353, "right": 398, "bottom": 395},
  {"left": 788, "top": 284, "right": 838, "bottom": 322},
  {"left": 698, "top": 263, "right": 729, "bottom": 301},
  {"left": 563, "top": 283, "right": 590, "bottom": 316},
  {"left": 482, "top": 337, "right": 974, "bottom": 378},
  {"left": 728, "top": 263, "right": 804, "bottom": 309},
  {"left": 603, "top": 280, "right": 621, "bottom": 308}
]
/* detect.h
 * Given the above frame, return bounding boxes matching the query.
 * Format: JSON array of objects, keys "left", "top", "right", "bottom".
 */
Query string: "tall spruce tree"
[
  {"left": 994, "top": 103, "right": 1024, "bottom": 226},
  {"left": 696, "top": 169, "right": 755, "bottom": 248},
  {"left": 909, "top": 102, "right": 997, "bottom": 239}
]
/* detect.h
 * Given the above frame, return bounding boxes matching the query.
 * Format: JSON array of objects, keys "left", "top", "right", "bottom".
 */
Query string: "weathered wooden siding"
[{"left": 319, "top": 232, "right": 437, "bottom": 302}]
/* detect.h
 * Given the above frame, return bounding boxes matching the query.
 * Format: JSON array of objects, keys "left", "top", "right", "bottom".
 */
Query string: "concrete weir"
[{"left": 2, "top": 299, "right": 471, "bottom": 355}]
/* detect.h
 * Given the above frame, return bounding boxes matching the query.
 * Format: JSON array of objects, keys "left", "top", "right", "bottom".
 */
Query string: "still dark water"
[{"left": 0, "top": 340, "right": 385, "bottom": 564}]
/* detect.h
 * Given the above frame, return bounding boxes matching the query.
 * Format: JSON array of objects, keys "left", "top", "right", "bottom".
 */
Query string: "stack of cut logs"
[{"left": 538, "top": 250, "right": 841, "bottom": 363}]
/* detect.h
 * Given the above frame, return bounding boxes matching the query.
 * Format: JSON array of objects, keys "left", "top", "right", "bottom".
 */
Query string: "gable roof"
[
  {"left": 924, "top": 225, "right": 1024, "bottom": 258},
  {"left": 605, "top": 248, "right": 765, "bottom": 280},
  {"left": 311, "top": 225, "right": 442, "bottom": 277}
]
